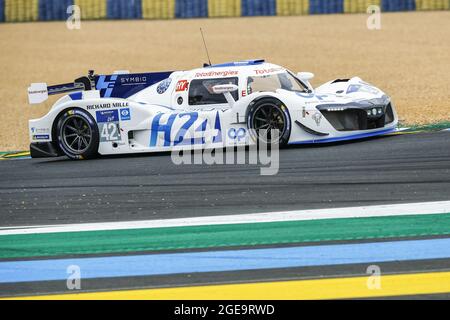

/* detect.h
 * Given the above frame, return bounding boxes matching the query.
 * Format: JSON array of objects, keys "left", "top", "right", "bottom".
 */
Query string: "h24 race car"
[{"left": 27, "top": 59, "right": 398, "bottom": 159}]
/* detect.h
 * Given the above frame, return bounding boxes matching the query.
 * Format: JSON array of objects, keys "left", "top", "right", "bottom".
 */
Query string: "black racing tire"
[
  {"left": 56, "top": 109, "right": 99, "bottom": 160},
  {"left": 247, "top": 98, "right": 291, "bottom": 146}
]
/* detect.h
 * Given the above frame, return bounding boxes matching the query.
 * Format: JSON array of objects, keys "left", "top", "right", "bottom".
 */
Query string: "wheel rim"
[
  {"left": 61, "top": 115, "right": 92, "bottom": 154},
  {"left": 252, "top": 104, "right": 287, "bottom": 143}
]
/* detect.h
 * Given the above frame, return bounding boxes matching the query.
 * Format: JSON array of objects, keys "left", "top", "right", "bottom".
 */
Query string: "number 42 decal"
[{"left": 100, "top": 122, "right": 121, "bottom": 142}]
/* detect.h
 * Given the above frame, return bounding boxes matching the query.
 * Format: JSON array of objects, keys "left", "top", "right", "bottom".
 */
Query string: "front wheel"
[
  {"left": 56, "top": 109, "right": 99, "bottom": 160},
  {"left": 247, "top": 98, "right": 291, "bottom": 146}
]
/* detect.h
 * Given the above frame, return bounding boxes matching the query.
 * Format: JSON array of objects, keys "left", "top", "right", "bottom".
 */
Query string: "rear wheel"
[
  {"left": 56, "top": 109, "right": 99, "bottom": 160},
  {"left": 247, "top": 98, "right": 291, "bottom": 145}
]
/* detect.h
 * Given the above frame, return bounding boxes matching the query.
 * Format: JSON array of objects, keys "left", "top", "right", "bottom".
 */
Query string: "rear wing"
[
  {"left": 28, "top": 70, "right": 173, "bottom": 104},
  {"left": 28, "top": 71, "right": 96, "bottom": 104}
]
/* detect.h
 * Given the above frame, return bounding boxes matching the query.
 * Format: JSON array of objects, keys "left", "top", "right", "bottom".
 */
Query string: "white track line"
[{"left": 0, "top": 201, "right": 449, "bottom": 236}]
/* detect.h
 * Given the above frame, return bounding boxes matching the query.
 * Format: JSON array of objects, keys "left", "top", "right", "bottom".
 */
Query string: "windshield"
[{"left": 247, "top": 72, "right": 309, "bottom": 94}]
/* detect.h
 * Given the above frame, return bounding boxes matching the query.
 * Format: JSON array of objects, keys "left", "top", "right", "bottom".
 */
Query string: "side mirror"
[
  {"left": 211, "top": 84, "right": 238, "bottom": 107},
  {"left": 211, "top": 84, "right": 238, "bottom": 94},
  {"left": 297, "top": 72, "right": 315, "bottom": 81}
]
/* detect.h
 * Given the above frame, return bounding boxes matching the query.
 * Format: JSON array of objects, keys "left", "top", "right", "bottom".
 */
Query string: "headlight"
[{"left": 367, "top": 107, "right": 383, "bottom": 116}]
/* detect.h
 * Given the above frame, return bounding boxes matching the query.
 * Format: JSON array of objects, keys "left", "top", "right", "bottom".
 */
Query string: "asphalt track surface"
[
  {"left": 1, "top": 131, "right": 449, "bottom": 299},
  {"left": 0, "top": 131, "right": 449, "bottom": 227}
]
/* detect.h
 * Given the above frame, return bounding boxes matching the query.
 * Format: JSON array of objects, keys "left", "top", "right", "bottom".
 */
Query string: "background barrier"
[
  {"left": 142, "top": 0, "right": 173, "bottom": 19},
  {"left": 276, "top": 0, "right": 309, "bottom": 15},
  {"left": 382, "top": 0, "right": 416, "bottom": 11},
  {"left": 175, "top": 0, "right": 207, "bottom": 18},
  {"left": 0, "top": 0, "right": 4, "bottom": 22},
  {"left": 5, "top": 0, "right": 38, "bottom": 22},
  {"left": 416, "top": 0, "right": 450, "bottom": 9},
  {"left": 208, "top": 0, "right": 241, "bottom": 17},
  {"left": 309, "top": 0, "right": 343, "bottom": 14},
  {"left": 108, "top": 0, "right": 142, "bottom": 19},
  {"left": 1, "top": 0, "right": 449, "bottom": 22},
  {"left": 242, "top": 0, "right": 276, "bottom": 16},
  {"left": 39, "top": 0, "right": 72, "bottom": 21},
  {"left": 75, "top": 0, "right": 106, "bottom": 20},
  {"left": 344, "top": 0, "right": 381, "bottom": 13}
]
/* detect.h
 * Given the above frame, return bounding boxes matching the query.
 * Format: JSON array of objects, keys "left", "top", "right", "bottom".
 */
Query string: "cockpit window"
[
  {"left": 247, "top": 72, "right": 308, "bottom": 94},
  {"left": 188, "top": 77, "right": 239, "bottom": 105}
]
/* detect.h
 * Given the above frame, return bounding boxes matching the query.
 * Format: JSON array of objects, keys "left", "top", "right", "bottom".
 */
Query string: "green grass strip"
[
  {"left": 1, "top": 213, "right": 450, "bottom": 259},
  {"left": 402, "top": 121, "right": 450, "bottom": 132}
]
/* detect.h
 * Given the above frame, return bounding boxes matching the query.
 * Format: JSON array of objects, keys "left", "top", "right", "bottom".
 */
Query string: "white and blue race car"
[{"left": 27, "top": 59, "right": 398, "bottom": 159}]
